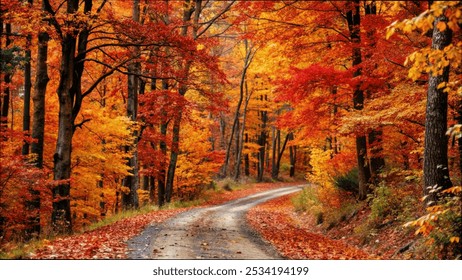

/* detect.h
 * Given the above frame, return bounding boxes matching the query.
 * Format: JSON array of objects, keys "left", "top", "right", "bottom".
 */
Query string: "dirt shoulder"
[
  {"left": 247, "top": 194, "right": 374, "bottom": 260},
  {"left": 247, "top": 192, "right": 422, "bottom": 259}
]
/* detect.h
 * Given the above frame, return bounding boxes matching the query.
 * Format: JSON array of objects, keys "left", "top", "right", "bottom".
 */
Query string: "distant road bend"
[{"left": 127, "top": 185, "right": 304, "bottom": 259}]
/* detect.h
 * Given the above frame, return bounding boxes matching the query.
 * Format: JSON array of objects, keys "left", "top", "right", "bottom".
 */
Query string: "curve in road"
[{"left": 127, "top": 185, "right": 304, "bottom": 259}]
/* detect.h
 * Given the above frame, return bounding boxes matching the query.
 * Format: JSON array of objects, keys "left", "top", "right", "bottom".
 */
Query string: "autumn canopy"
[{"left": 0, "top": 0, "right": 461, "bottom": 258}]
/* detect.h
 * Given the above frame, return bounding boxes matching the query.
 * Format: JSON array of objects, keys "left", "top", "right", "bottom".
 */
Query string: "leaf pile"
[{"left": 247, "top": 195, "right": 373, "bottom": 260}]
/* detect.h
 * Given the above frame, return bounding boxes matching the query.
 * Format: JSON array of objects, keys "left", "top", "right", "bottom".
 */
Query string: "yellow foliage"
[
  {"left": 306, "top": 148, "right": 345, "bottom": 208},
  {"left": 389, "top": 1, "right": 462, "bottom": 86},
  {"left": 175, "top": 110, "right": 224, "bottom": 200}
]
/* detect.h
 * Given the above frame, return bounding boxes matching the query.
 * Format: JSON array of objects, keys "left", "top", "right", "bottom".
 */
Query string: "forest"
[{"left": 0, "top": 0, "right": 461, "bottom": 259}]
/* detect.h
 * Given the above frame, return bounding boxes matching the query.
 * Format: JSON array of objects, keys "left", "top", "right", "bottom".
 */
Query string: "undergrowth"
[{"left": 290, "top": 168, "right": 458, "bottom": 258}]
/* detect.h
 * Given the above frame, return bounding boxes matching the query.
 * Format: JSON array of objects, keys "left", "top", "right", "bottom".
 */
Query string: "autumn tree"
[{"left": 389, "top": 1, "right": 461, "bottom": 202}]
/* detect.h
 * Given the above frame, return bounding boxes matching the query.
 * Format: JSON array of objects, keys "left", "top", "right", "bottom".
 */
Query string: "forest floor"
[
  {"left": 23, "top": 181, "right": 416, "bottom": 260},
  {"left": 247, "top": 193, "right": 418, "bottom": 260}
]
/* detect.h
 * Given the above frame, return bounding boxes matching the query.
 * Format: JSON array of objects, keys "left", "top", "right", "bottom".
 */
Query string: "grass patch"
[{"left": 82, "top": 204, "right": 160, "bottom": 233}]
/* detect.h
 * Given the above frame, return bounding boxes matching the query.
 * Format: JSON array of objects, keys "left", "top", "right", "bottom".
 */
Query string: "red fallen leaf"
[{"left": 247, "top": 194, "right": 373, "bottom": 260}]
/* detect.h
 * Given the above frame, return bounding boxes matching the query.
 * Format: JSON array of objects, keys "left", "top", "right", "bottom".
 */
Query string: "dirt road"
[{"left": 127, "top": 185, "right": 304, "bottom": 259}]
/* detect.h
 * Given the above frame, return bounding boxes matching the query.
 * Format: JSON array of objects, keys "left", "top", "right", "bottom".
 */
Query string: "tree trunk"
[
  {"left": 165, "top": 110, "right": 182, "bottom": 203},
  {"left": 271, "top": 128, "right": 280, "bottom": 179},
  {"left": 53, "top": 11, "right": 78, "bottom": 232},
  {"left": 23, "top": 0, "right": 39, "bottom": 238},
  {"left": 234, "top": 81, "right": 251, "bottom": 181},
  {"left": 347, "top": 0, "right": 371, "bottom": 200},
  {"left": 31, "top": 30, "right": 49, "bottom": 168},
  {"left": 257, "top": 95, "right": 268, "bottom": 182},
  {"left": 52, "top": 0, "right": 95, "bottom": 233},
  {"left": 289, "top": 133, "right": 296, "bottom": 178},
  {"left": 149, "top": 176, "right": 156, "bottom": 203},
  {"left": 369, "top": 129, "right": 385, "bottom": 179},
  {"left": 365, "top": 0, "right": 385, "bottom": 179},
  {"left": 22, "top": 33, "right": 32, "bottom": 156},
  {"left": 244, "top": 133, "right": 250, "bottom": 176},
  {"left": 158, "top": 80, "right": 169, "bottom": 207},
  {"left": 122, "top": 0, "right": 141, "bottom": 210},
  {"left": 1, "top": 23, "right": 11, "bottom": 131},
  {"left": 423, "top": 12, "right": 453, "bottom": 203}
]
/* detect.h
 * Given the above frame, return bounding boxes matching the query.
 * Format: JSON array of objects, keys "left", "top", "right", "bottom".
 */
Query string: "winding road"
[{"left": 127, "top": 185, "right": 304, "bottom": 259}]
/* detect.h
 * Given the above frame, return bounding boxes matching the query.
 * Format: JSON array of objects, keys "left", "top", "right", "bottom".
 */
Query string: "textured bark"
[
  {"left": 158, "top": 80, "right": 169, "bottom": 207},
  {"left": 272, "top": 132, "right": 290, "bottom": 180},
  {"left": 166, "top": 110, "right": 182, "bottom": 203},
  {"left": 31, "top": 30, "right": 49, "bottom": 168},
  {"left": 271, "top": 129, "right": 280, "bottom": 179},
  {"left": 347, "top": 0, "right": 371, "bottom": 200},
  {"left": 122, "top": 0, "right": 141, "bottom": 210},
  {"left": 164, "top": 1, "right": 195, "bottom": 198},
  {"left": 22, "top": 35, "right": 32, "bottom": 156},
  {"left": 1, "top": 23, "right": 11, "bottom": 130},
  {"left": 423, "top": 13, "right": 453, "bottom": 202},
  {"left": 289, "top": 141, "right": 296, "bottom": 178},
  {"left": 257, "top": 95, "right": 268, "bottom": 182},
  {"left": 53, "top": 6, "right": 78, "bottom": 232},
  {"left": 365, "top": 0, "right": 385, "bottom": 179},
  {"left": 51, "top": 0, "right": 94, "bottom": 233},
  {"left": 244, "top": 133, "right": 250, "bottom": 176}
]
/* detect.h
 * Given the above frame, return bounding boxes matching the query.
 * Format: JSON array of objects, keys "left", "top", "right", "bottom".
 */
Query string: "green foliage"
[
  {"left": 368, "top": 183, "right": 400, "bottom": 224},
  {"left": 0, "top": 47, "right": 27, "bottom": 73},
  {"left": 404, "top": 186, "right": 462, "bottom": 259},
  {"left": 83, "top": 204, "right": 159, "bottom": 233},
  {"left": 334, "top": 168, "right": 359, "bottom": 194},
  {"left": 292, "top": 187, "right": 360, "bottom": 229},
  {"left": 291, "top": 187, "right": 321, "bottom": 213}
]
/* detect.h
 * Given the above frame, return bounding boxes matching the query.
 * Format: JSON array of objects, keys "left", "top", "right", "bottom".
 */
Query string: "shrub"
[
  {"left": 333, "top": 168, "right": 359, "bottom": 194},
  {"left": 368, "top": 183, "right": 399, "bottom": 223},
  {"left": 404, "top": 186, "right": 461, "bottom": 259},
  {"left": 291, "top": 187, "right": 323, "bottom": 215}
]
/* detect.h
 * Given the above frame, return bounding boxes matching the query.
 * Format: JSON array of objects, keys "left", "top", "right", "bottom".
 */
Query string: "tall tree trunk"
[
  {"left": 244, "top": 133, "right": 250, "bottom": 176},
  {"left": 365, "top": 0, "right": 385, "bottom": 179},
  {"left": 52, "top": 0, "right": 95, "bottom": 233},
  {"left": 165, "top": 109, "right": 182, "bottom": 203},
  {"left": 234, "top": 81, "right": 251, "bottom": 181},
  {"left": 31, "top": 29, "right": 49, "bottom": 168},
  {"left": 22, "top": 0, "right": 39, "bottom": 239},
  {"left": 423, "top": 12, "right": 453, "bottom": 203},
  {"left": 289, "top": 133, "right": 296, "bottom": 177},
  {"left": 158, "top": 80, "right": 168, "bottom": 207},
  {"left": 149, "top": 176, "right": 156, "bottom": 203},
  {"left": 53, "top": 36, "right": 76, "bottom": 233},
  {"left": 164, "top": 0, "right": 195, "bottom": 199},
  {"left": 28, "top": 1, "right": 50, "bottom": 237},
  {"left": 122, "top": 0, "right": 141, "bottom": 210},
  {"left": 53, "top": 0, "right": 78, "bottom": 231},
  {"left": 222, "top": 42, "right": 252, "bottom": 177},
  {"left": 257, "top": 95, "right": 268, "bottom": 182},
  {"left": 1, "top": 23, "right": 11, "bottom": 131},
  {"left": 347, "top": 0, "right": 371, "bottom": 200},
  {"left": 271, "top": 128, "right": 280, "bottom": 179},
  {"left": 22, "top": 32, "right": 32, "bottom": 156}
]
